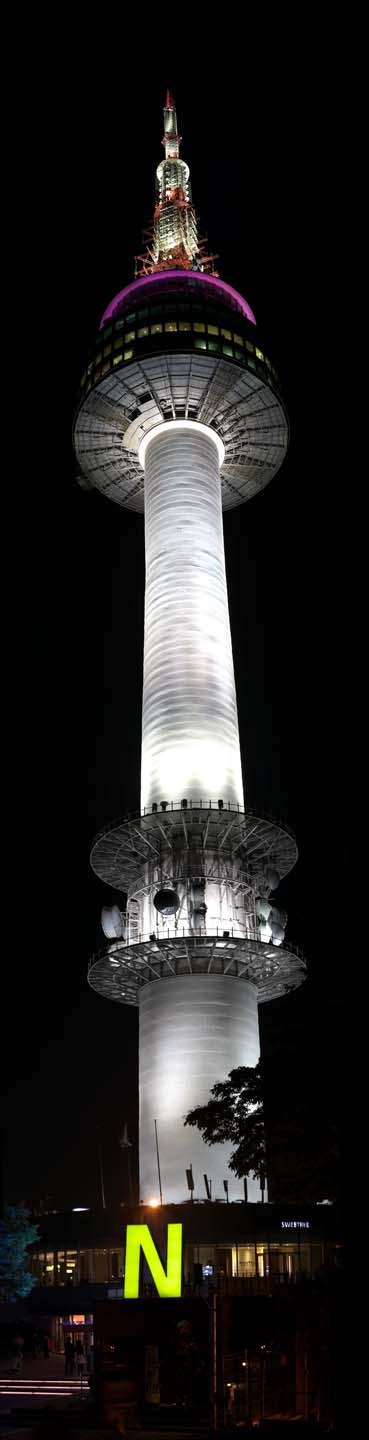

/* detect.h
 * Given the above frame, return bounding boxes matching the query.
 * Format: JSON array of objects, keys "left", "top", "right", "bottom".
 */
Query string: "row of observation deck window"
[{"left": 79, "top": 305, "right": 280, "bottom": 396}]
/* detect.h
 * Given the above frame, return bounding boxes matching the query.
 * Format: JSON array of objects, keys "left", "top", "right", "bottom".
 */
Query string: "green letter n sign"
[{"left": 124, "top": 1223, "right": 182, "bottom": 1298}]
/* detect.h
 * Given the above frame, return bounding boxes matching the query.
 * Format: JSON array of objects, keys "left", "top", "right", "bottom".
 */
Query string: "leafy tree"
[
  {"left": 0, "top": 1204, "right": 39, "bottom": 1301},
  {"left": 184, "top": 1060, "right": 339, "bottom": 1203},
  {"left": 184, "top": 1062, "right": 267, "bottom": 1184}
]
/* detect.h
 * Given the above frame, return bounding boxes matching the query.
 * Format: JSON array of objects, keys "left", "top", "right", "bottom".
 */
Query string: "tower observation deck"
[{"left": 73, "top": 93, "right": 306, "bottom": 1205}]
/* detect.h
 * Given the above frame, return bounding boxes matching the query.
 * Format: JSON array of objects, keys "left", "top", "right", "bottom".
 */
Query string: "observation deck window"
[
  {"left": 95, "top": 352, "right": 102, "bottom": 366},
  {"left": 151, "top": 323, "right": 163, "bottom": 334},
  {"left": 246, "top": 340, "right": 254, "bottom": 353},
  {"left": 94, "top": 366, "right": 101, "bottom": 381},
  {"left": 234, "top": 333, "right": 243, "bottom": 347},
  {"left": 194, "top": 322, "right": 206, "bottom": 333},
  {"left": 256, "top": 347, "right": 264, "bottom": 361},
  {"left": 124, "top": 348, "right": 133, "bottom": 360},
  {"left": 165, "top": 321, "right": 178, "bottom": 332},
  {"left": 113, "top": 352, "right": 123, "bottom": 365},
  {"left": 222, "top": 343, "right": 233, "bottom": 357},
  {"left": 102, "top": 362, "right": 110, "bottom": 376},
  {"left": 208, "top": 324, "right": 219, "bottom": 336},
  {"left": 114, "top": 334, "right": 123, "bottom": 349},
  {"left": 103, "top": 345, "right": 111, "bottom": 358},
  {"left": 221, "top": 328, "right": 232, "bottom": 341},
  {"left": 125, "top": 330, "right": 135, "bottom": 342},
  {"left": 195, "top": 337, "right": 207, "bottom": 350},
  {"left": 179, "top": 321, "right": 191, "bottom": 331},
  {"left": 138, "top": 326, "right": 149, "bottom": 338},
  {"left": 208, "top": 339, "right": 220, "bottom": 353}
]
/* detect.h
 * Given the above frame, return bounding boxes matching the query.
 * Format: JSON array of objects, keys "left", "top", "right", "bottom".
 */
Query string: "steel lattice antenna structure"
[{"left": 73, "top": 93, "right": 306, "bottom": 1205}]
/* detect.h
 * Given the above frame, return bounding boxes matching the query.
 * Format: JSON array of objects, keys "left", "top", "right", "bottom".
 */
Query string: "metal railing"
[{"left": 92, "top": 800, "right": 296, "bottom": 844}]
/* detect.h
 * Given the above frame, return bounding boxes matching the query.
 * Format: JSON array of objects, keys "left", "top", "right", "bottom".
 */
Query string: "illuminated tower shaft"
[
  {"left": 139, "top": 976, "right": 259, "bottom": 1204},
  {"left": 141, "top": 422, "right": 243, "bottom": 812},
  {"left": 75, "top": 92, "right": 306, "bottom": 1208},
  {"left": 139, "top": 424, "right": 252, "bottom": 1198}
]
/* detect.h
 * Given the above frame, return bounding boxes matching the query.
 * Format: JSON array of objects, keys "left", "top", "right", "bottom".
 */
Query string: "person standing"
[
  {"left": 11, "top": 1336, "right": 24, "bottom": 1372},
  {"left": 65, "top": 1338, "right": 73, "bottom": 1376},
  {"left": 75, "top": 1337, "right": 84, "bottom": 1378}
]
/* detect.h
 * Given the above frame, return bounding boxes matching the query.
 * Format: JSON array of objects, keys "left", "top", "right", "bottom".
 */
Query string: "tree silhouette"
[
  {"left": 184, "top": 1060, "right": 339, "bottom": 1203},
  {"left": 0, "top": 1204, "right": 39, "bottom": 1301}
]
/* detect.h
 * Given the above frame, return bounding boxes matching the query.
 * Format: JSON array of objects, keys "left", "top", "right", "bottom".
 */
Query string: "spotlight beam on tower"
[{"left": 73, "top": 92, "right": 306, "bottom": 1206}]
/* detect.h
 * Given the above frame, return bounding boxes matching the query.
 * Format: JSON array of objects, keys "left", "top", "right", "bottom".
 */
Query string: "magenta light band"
[{"left": 99, "top": 270, "right": 256, "bottom": 330}]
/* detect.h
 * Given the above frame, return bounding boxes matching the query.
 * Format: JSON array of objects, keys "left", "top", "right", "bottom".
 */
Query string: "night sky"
[{"left": 2, "top": 46, "right": 342, "bottom": 1213}]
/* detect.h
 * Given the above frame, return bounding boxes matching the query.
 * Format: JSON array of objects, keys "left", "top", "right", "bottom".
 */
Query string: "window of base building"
[
  {"left": 41, "top": 1252, "right": 55, "bottom": 1285},
  {"left": 232, "top": 1246, "right": 256, "bottom": 1278},
  {"left": 110, "top": 1248, "right": 124, "bottom": 1281},
  {"left": 30, "top": 1252, "right": 43, "bottom": 1283},
  {"left": 214, "top": 1247, "right": 232, "bottom": 1278},
  {"left": 94, "top": 1248, "right": 109, "bottom": 1283},
  {"left": 57, "top": 1251, "right": 67, "bottom": 1284},
  {"left": 65, "top": 1251, "right": 78, "bottom": 1284},
  {"left": 256, "top": 1244, "right": 268, "bottom": 1277},
  {"left": 79, "top": 1249, "right": 94, "bottom": 1283},
  {"left": 269, "top": 1246, "right": 299, "bottom": 1278}
]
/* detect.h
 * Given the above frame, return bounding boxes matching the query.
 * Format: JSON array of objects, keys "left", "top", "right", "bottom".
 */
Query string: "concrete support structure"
[{"left": 140, "top": 422, "right": 243, "bottom": 813}]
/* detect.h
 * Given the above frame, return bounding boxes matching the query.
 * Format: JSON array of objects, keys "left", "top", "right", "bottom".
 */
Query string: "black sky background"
[{"left": 2, "top": 37, "right": 343, "bottom": 1212}]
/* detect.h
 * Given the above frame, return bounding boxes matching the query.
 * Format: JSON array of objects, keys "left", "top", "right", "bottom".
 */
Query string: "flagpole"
[{"left": 154, "top": 1119, "right": 163, "bottom": 1206}]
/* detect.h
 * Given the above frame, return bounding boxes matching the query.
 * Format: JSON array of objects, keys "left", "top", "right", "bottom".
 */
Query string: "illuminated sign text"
[
  {"left": 281, "top": 1220, "right": 310, "bottom": 1229},
  {"left": 124, "top": 1223, "right": 182, "bottom": 1299}
]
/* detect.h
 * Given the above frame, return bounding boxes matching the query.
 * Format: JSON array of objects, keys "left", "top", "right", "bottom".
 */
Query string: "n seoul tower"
[{"left": 73, "top": 92, "right": 306, "bottom": 1204}]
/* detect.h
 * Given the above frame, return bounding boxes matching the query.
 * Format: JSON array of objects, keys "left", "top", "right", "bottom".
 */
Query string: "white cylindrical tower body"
[
  {"left": 140, "top": 422, "right": 244, "bottom": 812},
  {"left": 139, "top": 976, "right": 261, "bottom": 1204}
]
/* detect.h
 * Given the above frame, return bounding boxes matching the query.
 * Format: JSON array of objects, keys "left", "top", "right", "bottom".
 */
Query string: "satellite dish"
[
  {"left": 259, "top": 920, "right": 272, "bottom": 944},
  {"left": 153, "top": 888, "right": 180, "bottom": 917},
  {"left": 271, "top": 905, "right": 287, "bottom": 930},
  {"left": 101, "top": 905, "right": 124, "bottom": 939},
  {"left": 256, "top": 897, "right": 272, "bottom": 923},
  {"left": 271, "top": 923, "right": 285, "bottom": 946}
]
